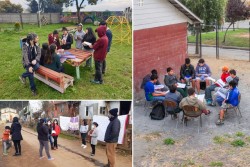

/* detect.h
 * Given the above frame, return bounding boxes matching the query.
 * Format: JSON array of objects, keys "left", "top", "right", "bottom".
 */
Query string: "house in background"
[
  {"left": 0, "top": 107, "right": 18, "bottom": 122},
  {"left": 49, "top": 101, "right": 80, "bottom": 118},
  {"left": 133, "top": 0, "right": 202, "bottom": 99}
]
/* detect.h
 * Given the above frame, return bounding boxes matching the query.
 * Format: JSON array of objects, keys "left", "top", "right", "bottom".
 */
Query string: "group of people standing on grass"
[
  {"left": 19, "top": 21, "right": 112, "bottom": 96},
  {"left": 143, "top": 57, "right": 240, "bottom": 125}
]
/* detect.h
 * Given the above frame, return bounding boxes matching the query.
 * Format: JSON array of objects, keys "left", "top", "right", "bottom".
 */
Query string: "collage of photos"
[{"left": 0, "top": 0, "right": 250, "bottom": 166}]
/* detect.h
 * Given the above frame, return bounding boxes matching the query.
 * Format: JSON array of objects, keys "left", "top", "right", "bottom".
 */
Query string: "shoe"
[
  {"left": 13, "top": 153, "right": 19, "bottom": 156},
  {"left": 40, "top": 156, "right": 45, "bottom": 159},
  {"left": 91, "top": 154, "right": 95, "bottom": 156},
  {"left": 206, "top": 99, "right": 212, "bottom": 105},
  {"left": 3, "top": 153, "right": 8, "bottom": 156},
  {"left": 210, "top": 102, "right": 216, "bottom": 106},
  {"left": 216, "top": 119, "right": 224, "bottom": 125},
  {"left": 19, "top": 76, "right": 26, "bottom": 85},
  {"left": 83, "top": 145, "right": 87, "bottom": 149},
  {"left": 48, "top": 157, "right": 54, "bottom": 160},
  {"left": 81, "top": 144, "right": 84, "bottom": 147},
  {"left": 90, "top": 80, "right": 101, "bottom": 84},
  {"left": 31, "top": 90, "right": 37, "bottom": 96}
]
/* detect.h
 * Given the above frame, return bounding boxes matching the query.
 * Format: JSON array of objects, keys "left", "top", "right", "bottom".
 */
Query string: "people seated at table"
[
  {"left": 179, "top": 88, "right": 211, "bottom": 115},
  {"left": 164, "top": 67, "right": 187, "bottom": 97},
  {"left": 61, "top": 27, "right": 73, "bottom": 50},
  {"left": 44, "top": 44, "right": 64, "bottom": 73},
  {"left": 180, "top": 58, "right": 196, "bottom": 88},
  {"left": 82, "top": 27, "right": 96, "bottom": 67},
  {"left": 144, "top": 74, "right": 167, "bottom": 102},
  {"left": 74, "top": 23, "right": 85, "bottom": 49},
  {"left": 48, "top": 30, "right": 61, "bottom": 49},
  {"left": 216, "top": 80, "right": 240, "bottom": 125},
  {"left": 140, "top": 69, "right": 168, "bottom": 91},
  {"left": 205, "top": 66, "right": 230, "bottom": 106},
  {"left": 195, "top": 58, "right": 212, "bottom": 94},
  {"left": 40, "top": 43, "right": 49, "bottom": 66}
]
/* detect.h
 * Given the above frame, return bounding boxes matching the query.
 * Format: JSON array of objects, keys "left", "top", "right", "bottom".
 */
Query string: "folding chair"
[
  {"left": 225, "top": 94, "right": 242, "bottom": 123},
  {"left": 182, "top": 105, "right": 203, "bottom": 133},
  {"left": 163, "top": 100, "right": 181, "bottom": 128}
]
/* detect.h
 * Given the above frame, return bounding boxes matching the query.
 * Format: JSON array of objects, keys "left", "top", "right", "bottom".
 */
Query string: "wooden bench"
[{"left": 34, "top": 66, "right": 74, "bottom": 93}]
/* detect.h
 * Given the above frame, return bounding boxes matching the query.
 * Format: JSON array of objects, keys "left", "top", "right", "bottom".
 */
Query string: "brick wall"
[{"left": 134, "top": 22, "right": 188, "bottom": 100}]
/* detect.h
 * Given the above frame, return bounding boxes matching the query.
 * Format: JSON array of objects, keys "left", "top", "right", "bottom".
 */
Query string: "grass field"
[
  {"left": 188, "top": 28, "right": 249, "bottom": 48},
  {"left": 0, "top": 23, "right": 132, "bottom": 99}
]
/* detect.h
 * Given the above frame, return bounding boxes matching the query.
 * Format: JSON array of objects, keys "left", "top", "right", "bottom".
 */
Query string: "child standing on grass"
[
  {"left": 88, "top": 122, "right": 99, "bottom": 156},
  {"left": 2, "top": 126, "right": 11, "bottom": 156}
]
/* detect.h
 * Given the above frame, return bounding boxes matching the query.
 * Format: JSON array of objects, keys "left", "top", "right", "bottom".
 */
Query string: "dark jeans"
[
  {"left": 53, "top": 136, "right": 58, "bottom": 148},
  {"left": 102, "top": 59, "right": 106, "bottom": 74},
  {"left": 39, "top": 140, "right": 51, "bottom": 158},
  {"left": 13, "top": 140, "right": 21, "bottom": 154},
  {"left": 81, "top": 133, "right": 87, "bottom": 145},
  {"left": 205, "top": 84, "right": 217, "bottom": 100},
  {"left": 94, "top": 60, "right": 103, "bottom": 82},
  {"left": 22, "top": 63, "right": 40, "bottom": 91},
  {"left": 91, "top": 144, "right": 95, "bottom": 155}
]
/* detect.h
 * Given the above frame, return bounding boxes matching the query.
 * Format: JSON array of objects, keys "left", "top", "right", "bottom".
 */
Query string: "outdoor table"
[{"left": 61, "top": 49, "right": 93, "bottom": 79}]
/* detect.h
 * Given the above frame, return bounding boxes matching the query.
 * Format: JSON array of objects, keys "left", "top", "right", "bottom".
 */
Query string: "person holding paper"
[
  {"left": 61, "top": 27, "right": 73, "bottom": 50},
  {"left": 216, "top": 80, "right": 240, "bottom": 125},
  {"left": 144, "top": 74, "right": 167, "bottom": 102},
  {"left": 180, "top": 58, "right": 196, "bottom": 88},
  {"left": 74, "top": 23, "right": 85, "bottom": 49},
  {"left": 205, "top": 66, "right": 230, "bottom": 106},
  {"left": 179, "top": 88, "right": 211, "bottom": 119},
  {"left": 164, "top": 67, "right": 187, "bottom": 97},
  {"left": 82, "top": 27, "right": 96, "bottom": 67},
  {"left": 229, "top": 69, "right": 239, "bottom": 86}
]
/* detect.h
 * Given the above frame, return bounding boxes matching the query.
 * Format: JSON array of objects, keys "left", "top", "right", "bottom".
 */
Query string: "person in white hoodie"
[{"left": 79, "top": 119, "right": 88, "bottom": 149}]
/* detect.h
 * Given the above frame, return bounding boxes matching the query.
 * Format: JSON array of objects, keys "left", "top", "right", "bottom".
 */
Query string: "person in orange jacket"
[
  {"left": 52, "top": 119, "right": 60, "bottom": 149},
  {"left": 2, "top": 126, "right": 11, "bottom": 156}
]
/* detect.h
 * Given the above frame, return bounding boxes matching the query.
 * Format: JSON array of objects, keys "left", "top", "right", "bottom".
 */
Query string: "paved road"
[{"left": 188, "top": 45, "right": 250, "bottom": 61}]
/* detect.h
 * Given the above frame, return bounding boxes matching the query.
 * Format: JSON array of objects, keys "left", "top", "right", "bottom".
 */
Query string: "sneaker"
[
  {"left": 31, "top": 90, "right": 37, "bottom": 96},
  {"left": 19, "top": 76, "right": 26, "bottom": 85},
  {"left": 90, "top": 80, "right": 101, "bottom": 84},
  {"left": 40, "top": 156, "right": 45, "bottom": 159},
  {"left": 206, "top": 99, "right": 212, "bottom": 105},
  {"left": 216, "top": 119, "right": 224, "bottom": 125},
  {"left": 81, "top": 144, "right": 84, "bottom": 147},
  {"left": 91, "top": 154, "right": 95, "bottom": 156},
  {"left": 48, "top": 157, "right": 54, "bottom": 160},
  {"left": 13, "top": 153, "right": 19, "bottom": 156},
  {"left": 3, "top": 153, "right": 8, "bottom": 156},
  {"left": 83, "top": 145, "right": 87, "bottom": 149}
]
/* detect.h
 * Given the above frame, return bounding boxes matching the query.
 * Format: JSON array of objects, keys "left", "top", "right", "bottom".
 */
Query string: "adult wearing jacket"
[
  {"left": 180, "top": 58, "right": 196, "bottom": 88},
  {"left": 52, "top": 119, "right": 60, "bottom": 149},
  {"left": 19, "top": 33, "right": 41, "bottom": 96},
  {"left": 89, "top": 25, "right": 108, "bottom": 84},
  {"left": 104, "top": 108, "right": 121, "bottom": 167},
  {"left": 61, "top": 27, "right": 73, "bottom": 50},
  {"left": 37, "top": 119, "right": 54, "bottom": 160},
  {"left": 10, "top": 117, "right": 23, "bottom": 156}
]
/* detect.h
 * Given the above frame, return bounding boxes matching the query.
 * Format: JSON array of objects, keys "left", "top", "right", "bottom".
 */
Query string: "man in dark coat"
[
  {"left": 104, "top": 108, "right": 121, "bottom": 167},
  {"left": 10, "top": 117, "right": 23, "bottom": 156}
]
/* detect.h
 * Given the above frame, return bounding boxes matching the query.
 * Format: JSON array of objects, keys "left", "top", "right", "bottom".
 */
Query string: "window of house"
[
  {"left": 85, "top": 106, "right": 89, "bottom": 116},
  {"left": 138, "top": 0, "right": 144, "bottom": 6},
  {"left": 100, "top": 107, "right": 106, "bottom": 115}
]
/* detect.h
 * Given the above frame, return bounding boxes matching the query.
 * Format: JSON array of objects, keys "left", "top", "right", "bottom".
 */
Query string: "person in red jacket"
[
  {"left": 51, "top": 119, "right": 60, "bottom": 149},
  {"left": 89, "top": 25, "right": 108, "bottom": 84},
  {"left": 48, "top": 30, "right": 61, "bottom": 49}
]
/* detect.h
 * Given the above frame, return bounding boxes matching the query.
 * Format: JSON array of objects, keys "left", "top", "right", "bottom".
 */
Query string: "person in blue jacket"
[{"left": 216, "top": 80, "right": 240, "bottom": 125}]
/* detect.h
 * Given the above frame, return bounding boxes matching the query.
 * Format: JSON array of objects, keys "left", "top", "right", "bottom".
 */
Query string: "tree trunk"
[
  {"left": 233, "top": 23, "right": 235, "bottom": 31},
  {"left": 195, "top": 27, "right": 199, "bottom": 54},
  {"left": 77, "top": 7, "right": 81, "bottom": 23},
  {"left": 222, "top": 22, "right": 233, "bottom": 44}
]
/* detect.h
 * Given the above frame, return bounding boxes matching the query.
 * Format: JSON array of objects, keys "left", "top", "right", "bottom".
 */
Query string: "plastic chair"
[
  {"left": 182, "top": 105, "right": 203, "bottom": 133},
  {"left": 225, "top": 94, "right": 242, "bottom": 123},
  {"left": 163, "top": 100, "right": 180, "bottom": 128}
]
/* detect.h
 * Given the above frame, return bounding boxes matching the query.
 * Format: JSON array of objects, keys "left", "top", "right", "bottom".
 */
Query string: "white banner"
[{"left": 59, "top": 116, "right": 71, "bottom": 131}]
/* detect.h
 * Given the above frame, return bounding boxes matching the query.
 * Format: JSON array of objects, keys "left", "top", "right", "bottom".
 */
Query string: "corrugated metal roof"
[{"left": 168, "top": 0, "right": 203, "bottom": 24}]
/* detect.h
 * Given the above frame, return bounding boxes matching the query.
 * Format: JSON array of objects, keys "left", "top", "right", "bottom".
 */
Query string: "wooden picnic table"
[{"left": 63, "top": 49, "right": 93, "bottom": 79}]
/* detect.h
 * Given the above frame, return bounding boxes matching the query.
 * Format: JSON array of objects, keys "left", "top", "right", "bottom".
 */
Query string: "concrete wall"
[{"left": 0, "top": 13, "right": 60, "bottom": 23}]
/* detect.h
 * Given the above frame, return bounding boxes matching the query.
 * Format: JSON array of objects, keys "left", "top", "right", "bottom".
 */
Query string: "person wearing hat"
[
  {"left": 88, "top": 122, "right": 99, "bottom": 156},
  {"left": 10, "top": 117, "right": 23, "bottom": 156},
  {"left": 61, "top": 27, "right": 73, "bottom": 50},
  {"left": 104, "top": 108, "right": 121, "bottom": 167},
  {"left": 19, "top": 33, "right": 41, "bottom": 96},
  {"left": 37, "top": 118, "right": 54, "bottom": 160},
  {"left": 74, "top": 23, "right": 85, "bottom": 49},
  {"left": 205, "top": 66, "right": 230, "bottom": 106},
  {"left": 99, "top": 21, "right": 112, "bottom": 75}
]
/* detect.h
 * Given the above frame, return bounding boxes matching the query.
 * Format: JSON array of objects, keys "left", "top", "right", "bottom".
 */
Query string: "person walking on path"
[
  {"left": 52, "top": 119, "right": 60, "bottom": 149},
  {"left": 10, "top": 117, "right": 23, "bottom": 156},
  {"left": 37, "top": 119, "right": 54, "bottom": 160},
  {"left": 80, "top": 119, "right": 89, "bottom": 149},
  {"left": 104, "top": 108, "right": 121, "bottom": 167},
  {"left": 88, "top": 122, "right": 99, "bottom": 156}
]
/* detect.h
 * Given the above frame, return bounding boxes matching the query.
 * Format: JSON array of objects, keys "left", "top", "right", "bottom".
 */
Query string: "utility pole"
[{"left": 37, "top": 0, "right": 41, "bottom": 28}]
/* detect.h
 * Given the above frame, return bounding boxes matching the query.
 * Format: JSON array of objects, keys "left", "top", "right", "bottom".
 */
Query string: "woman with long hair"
[
  {"left": 79, "top": 119, "right": 88, "bottom": 149},
  {"left": 44, "top": 44, "right": 64, "bottom": 72},
  {"left": 10, "top": 117, "right": 23, "bottom": 156},
  {"left": 82, "top": 27, "right": 96, "bottom": 67},
  {"left": 52, "top": 119, "right": 60, "bottom": 149}
]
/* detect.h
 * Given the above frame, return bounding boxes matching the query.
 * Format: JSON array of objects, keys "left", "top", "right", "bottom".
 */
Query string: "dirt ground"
[
  {"left": 0, "top": 123, "right": 132, "bottom": 167},
  {"left": 134, "top": 56, "right": 250, "bottom": 167}
]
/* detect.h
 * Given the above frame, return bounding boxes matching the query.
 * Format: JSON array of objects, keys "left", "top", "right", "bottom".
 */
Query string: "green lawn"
[
  {"left": 188, "top": 28, "right": 249, "bottom": 48},
  {"left": 0, "top": 23, "right": 132, "bottom": 99}
]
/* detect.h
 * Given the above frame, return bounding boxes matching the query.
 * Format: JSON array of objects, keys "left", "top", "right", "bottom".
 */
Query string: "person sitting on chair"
[
  {"left": 180, "top": 58, "right": 195, "bottom": 88},
  {"left": 195, "top": 58, "right": 212, "bottom": 94},
  {"left": 165, "top": 85, "right": 182, "bottom": 118},
  {"left": 216, "top": 80, "right": 240, "bottom": 125},
  {"left": 229, "top": 69, "right": 239, "bottom": 86},
  {"left": 144, "top": 74, "right": 167, "bottom": 102},
  {"left": 205, "top": 66, "right": 230, "bottom": 106},
  {"left": 164, "top": 67, "right": 187, "bottom": 97},
  {"left": 179, "top": 87, "right": 211, "bottom": 116}
]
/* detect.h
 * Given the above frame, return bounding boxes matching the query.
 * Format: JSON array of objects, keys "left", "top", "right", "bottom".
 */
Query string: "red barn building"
[{"left": 134, "top": 0, "right": 202, "bottom": 99}]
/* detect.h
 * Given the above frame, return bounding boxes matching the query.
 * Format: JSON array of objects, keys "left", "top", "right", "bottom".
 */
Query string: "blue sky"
[{"left": 10, "top": 0, "right": 131, "bottom": 12}]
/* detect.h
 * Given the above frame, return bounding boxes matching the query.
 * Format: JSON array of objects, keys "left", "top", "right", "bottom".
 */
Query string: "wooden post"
[
  {"left": 19, "top": 13, "right": 23, "bottom": 29},
  {"left": 50, "top": 13, "right": 52, "bottom": 24}
]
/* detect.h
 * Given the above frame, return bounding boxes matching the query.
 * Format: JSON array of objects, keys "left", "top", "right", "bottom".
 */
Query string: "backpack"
[{"left": 149, "top": 103, "right": 165, "bottom": 120}]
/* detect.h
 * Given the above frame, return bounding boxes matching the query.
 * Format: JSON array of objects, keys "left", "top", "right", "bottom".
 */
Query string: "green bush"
[
  {"left": 235, "top": 132, "right": 245, "bottom": 137},
  {"left": 231, "top": 139, "right": 245, "bottom": 147},
  {"left": 164, "top": 138, "right": 175, "bottom": 145},
  {"left": 14, "top": 22, "right": 21, "bottom": 31},
  {"left": 213, "top": 136, "right": 226, "bottom": 144}
]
